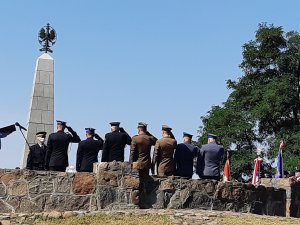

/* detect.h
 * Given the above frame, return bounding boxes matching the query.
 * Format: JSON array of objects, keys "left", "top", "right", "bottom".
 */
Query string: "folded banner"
[
  {"left": 223, "top": 159, "right": 230, "bottom": 182},
  {"left": 252, "top": 158, "right": 262, "bottom": 185},
  {"left": 0, "top": 124, "right": 16, "bottom": 150},
  {"left": 275, "top": 140, "right": 285, "bottom": 178}
]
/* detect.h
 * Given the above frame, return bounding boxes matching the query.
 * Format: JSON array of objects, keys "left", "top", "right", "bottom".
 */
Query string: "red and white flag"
[
  {"left": 252, "top": 158, "right": 262, "bottom": 185},
  {"left": 223, "top": 159, "right": 230, "bottom": 182}
]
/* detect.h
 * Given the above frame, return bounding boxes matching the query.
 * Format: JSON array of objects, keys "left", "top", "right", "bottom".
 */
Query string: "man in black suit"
[
  {"left": 101, "top": 122, "right": 131, "bottom": 162},
  {"left": 76, "top": 128, "right": 103, "bottom": 172},
  {"left": 45, "top": 120, "right": 81, "bottom": 172},
  {"left": 26, "top": 131, "right": 47, "bottom": 170}
]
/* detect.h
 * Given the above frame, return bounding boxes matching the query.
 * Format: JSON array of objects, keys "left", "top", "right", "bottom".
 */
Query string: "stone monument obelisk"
[{"left": 21, "top": 24, "right": 57, "bottom": 168}]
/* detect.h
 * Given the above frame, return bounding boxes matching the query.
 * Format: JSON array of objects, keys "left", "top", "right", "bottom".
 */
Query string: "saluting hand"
[{"left": 94, "top": 133, "right": 103, "bottom": 141}]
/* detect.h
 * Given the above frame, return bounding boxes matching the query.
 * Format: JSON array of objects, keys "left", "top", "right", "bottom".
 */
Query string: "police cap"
[
  {"left": 183, "top": 132, "right": 193, "bottom": 138},
  {"left": 110, "top": 122, "right": 120, "bottom": 126},
  {"left": 162, "top": 125, "right": 172, "bottom": 131},
  {"left": 85, "top": 128, "right": 95, "bottom": 134}
]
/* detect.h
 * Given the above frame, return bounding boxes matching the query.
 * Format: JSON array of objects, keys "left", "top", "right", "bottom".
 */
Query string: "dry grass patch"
[
  {"left": 34, "top": 214, "right": 172, "bottom": 225},
  {"left": 218, "top": 215, "right": 300, "bottom": 225}
]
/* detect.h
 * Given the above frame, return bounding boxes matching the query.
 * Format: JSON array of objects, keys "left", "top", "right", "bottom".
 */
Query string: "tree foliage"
[{"left": 198, "top": 23, "right": 300, "bottom": 179}]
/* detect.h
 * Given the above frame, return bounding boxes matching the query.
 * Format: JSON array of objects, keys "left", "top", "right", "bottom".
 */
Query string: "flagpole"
[{"left": 18, "top": 127, "right": 30, "bottom": 148}]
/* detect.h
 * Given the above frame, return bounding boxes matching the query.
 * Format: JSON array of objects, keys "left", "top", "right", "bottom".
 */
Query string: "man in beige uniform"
[
  {"left": 152, "top": 125, "right": 177, "bottom": 177},
  {"left": 130, "top": 122, "right": 157, "bottom": 178}
]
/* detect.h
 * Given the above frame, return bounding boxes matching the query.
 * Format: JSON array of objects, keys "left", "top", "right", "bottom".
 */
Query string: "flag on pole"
[
  {"left": 223, "top": 159, "right": 230, "bottom": 182},
  {"left": 252, "top": 158, "right": 262, "bottom": 185},
  {"left": 276, "top": 140, "right": 285, "bottom": 178},
  {"left": 0, "top": 124, "right": 16, "bottom": 150}
]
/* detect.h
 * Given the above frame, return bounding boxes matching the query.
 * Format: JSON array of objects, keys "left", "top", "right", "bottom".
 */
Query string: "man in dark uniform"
[
  {"left": 101, "top": 122, "right": 131, "bottom": 162},
  {"left": 174, "top": 132, "right": 198, "bottom": 178},
  {"left": 26, "top": 131, "right": 47, "bottom": 170},
  {"left": 152, "top": 125, "right": 177, "bottom": 177},
  {"left": 196, "top": 133, "right": 224, "bottom": 181},
  {"left": 45, "top": 120, "right": 81, "bottom": 172},
  {"left": 76, "top": 128, "right": 104, "bottom": 172},
  {"left": 130, "top": 122, "right": 157, "bottom": 178}
]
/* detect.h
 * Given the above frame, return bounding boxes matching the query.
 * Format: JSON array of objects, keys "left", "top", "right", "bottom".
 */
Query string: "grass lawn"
[
  {"left": 33, "top": 212, "right": 300, "bottom": 225},
  {"left": 34, "top": 214, "right": 172, "bottom": 225}
]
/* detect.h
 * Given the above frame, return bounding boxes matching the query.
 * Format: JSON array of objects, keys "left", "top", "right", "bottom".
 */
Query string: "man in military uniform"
[
  {"left": 174, "top": 132, "right": 198, "bottom": 178},
  {"left": 196, "top": 133, "right": 224, "bottom": 181},
  {"left": 76, "top": 128, "right": 104, "bottom": 172},
  {"left": 26, "top": 131, "right": 47, "bottom": 170},
  {"left": 152, "top": 125, "right": 177, "bottom": 177},
  {"left": 130, "top": 122, "right": 157, "bottom": 178},
  {"left": 45, "top": 120, "right": 81, "bottom": 172},
  {"left": 101, "top": 122, "right": 131, "bottom": 162}
]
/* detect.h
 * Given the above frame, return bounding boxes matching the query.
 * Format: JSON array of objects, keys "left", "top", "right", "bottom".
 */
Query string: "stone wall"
[{"left": 0, "top": 162, "right": 287, "bottom": 217}]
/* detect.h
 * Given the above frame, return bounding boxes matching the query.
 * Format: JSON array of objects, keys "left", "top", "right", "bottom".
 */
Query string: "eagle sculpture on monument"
[{"left": 38, "top": 23, "right": 57, "bottom": 53}]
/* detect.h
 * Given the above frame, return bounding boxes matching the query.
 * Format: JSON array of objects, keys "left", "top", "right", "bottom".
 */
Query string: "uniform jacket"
[
  {"left": 196, "top": 142, "right": 224, "bottom": 177},
  {"left": 153, "top": 137, "right": 177, "bottom": 176},
  {"left": 174, "top": 143, "right": 198, "bottom": 178},
  {"left": 26, "top": 143, "right": 47, "bottom": 170},
  {"left": 76, "top": 137, "right": 103, "bottom": 172},
  {"left": 101, "top": 131, "right": 131, "bottom": 162},
  {"left": 130, "top": 133, "right": 157, "bottom": 170},
  {"left": 45, "top": 129, "right": 81, "bottom": 168}
]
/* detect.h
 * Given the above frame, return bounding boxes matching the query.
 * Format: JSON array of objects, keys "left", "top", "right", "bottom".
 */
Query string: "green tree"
[{"left": 198, "top": 23, "right": 300, "bottom": 179}]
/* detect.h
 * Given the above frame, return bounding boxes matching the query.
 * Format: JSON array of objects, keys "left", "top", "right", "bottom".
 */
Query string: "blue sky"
[{"left": 1, "top": 1, "right": 300, "bottom": 169}]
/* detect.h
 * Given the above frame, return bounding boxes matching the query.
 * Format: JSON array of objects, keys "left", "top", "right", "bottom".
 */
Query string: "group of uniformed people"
[{"left": 26, "top": 120, "right": 224, "bottom": 180}]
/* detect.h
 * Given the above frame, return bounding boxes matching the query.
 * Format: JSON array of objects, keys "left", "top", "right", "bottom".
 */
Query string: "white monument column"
[{"left": 21, "top": 53, "right": 54, "bottom": 168}]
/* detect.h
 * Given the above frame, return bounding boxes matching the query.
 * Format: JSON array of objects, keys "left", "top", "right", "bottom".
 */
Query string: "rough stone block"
[
  {"left": 96, "top": 186, "right": 117, "bottom": 209},
  {"left": 0, "top": 173, "right": 15, "bottom": 186},
  {"left": 108, "top": 161, "right": 123, "bottom": 172},
  {"left": 7, "top": 179, "right": 28, "bottom": 197},
  {"left": 116, "top": 188, "right": 131, "bottom": 204},
  {"left": 167, "top": 188, "right": 190, "bottom": 209},
  {"left": 45, "top": 195, "right": 90, "bottom": 211},
  {"left": 0, "top": 199, "right": 13, "bottom": 213},
  {"left": 47, "top": 211, "right": 62, "bottom": 219},
  {"left": 33, "top": 194, "right": 49, "bottom": 211},
  {"left": 97, "top": 171, "right": 118, "bottom": 187},
  {"left": 17, "top": 198, "right": 42, "bottom": 213},
  {"left": 73, "top": 173, "right": 96, "bottom": 194},
  {"left": 159, "top": 179, "right": 175, "bottom": 191},
  {"left": 0, "top": 182, "right": 6, "bottom": 197},
  {"left": 123, "top": 176, "right": 140, "bottom": 189},
  {"left": 28, "top": 176, "right": 54, "bottom": 197},
  {"left": 54, "top": 174, "right": 72, "bottom": 193},
  {"left": 185, "top": 191, "right": 213, "bottom": 209}
]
